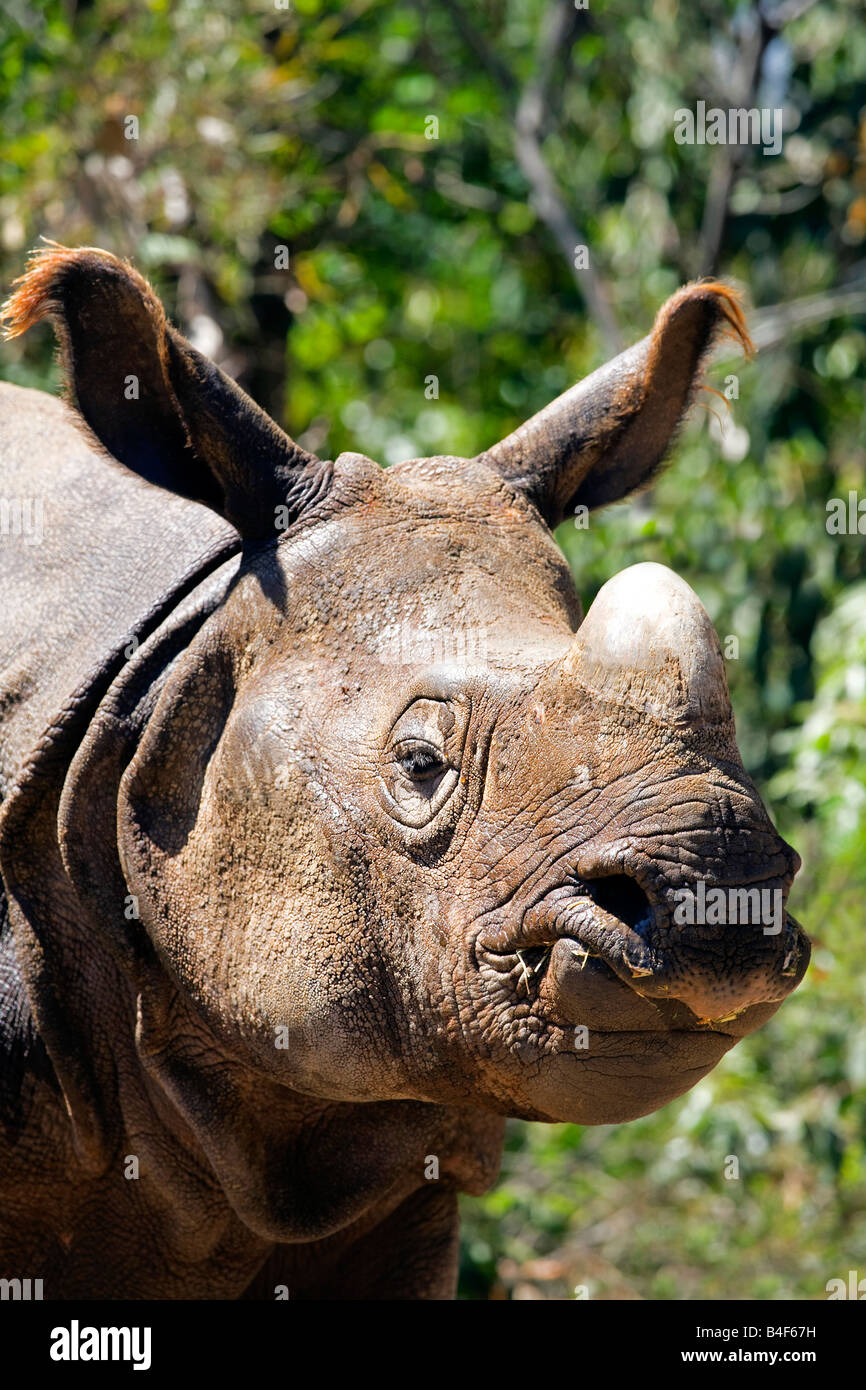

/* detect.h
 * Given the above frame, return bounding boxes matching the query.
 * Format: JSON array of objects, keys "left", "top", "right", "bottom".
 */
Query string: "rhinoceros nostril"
[{"left": 583, "top": 875, "right": 653, "bottom": 932}]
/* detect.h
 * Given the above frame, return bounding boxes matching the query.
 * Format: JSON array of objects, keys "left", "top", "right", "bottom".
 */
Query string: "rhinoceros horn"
[
  {"left": 1, "top": 244, "right": 329, "bottom": 538},
  {"left": 564, "top": 561, "right": 732, "bottom": 727},
  {"left": 478, "top": 282, "right": 752, "bottom": 528}
]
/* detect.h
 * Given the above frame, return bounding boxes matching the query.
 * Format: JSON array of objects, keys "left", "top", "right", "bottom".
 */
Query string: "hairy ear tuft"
[
  {"left": 477, "top": 280, "right": 753, "bottom": 527},
  {"left": 2, "top": 244, "right": 329, "bottom": 538}
]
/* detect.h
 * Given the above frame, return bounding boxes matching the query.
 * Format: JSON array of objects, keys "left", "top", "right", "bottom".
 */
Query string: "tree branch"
[
  {"left": 438, "top": 0, "right": 623, "bottom": 353},
  {"left": 515, "top": 2, "right": 623, "bottom": 352},
  {"left": 695, "top": 0, "right": 822, "bottom": 277},
  {"left": 437, "top": 0, "right": 518, "bottom": 99},
  {"left": 695, "top": 6, "right": 773, "bottom": 277}
]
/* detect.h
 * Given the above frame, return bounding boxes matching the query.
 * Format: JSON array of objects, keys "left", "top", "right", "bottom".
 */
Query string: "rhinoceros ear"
[
  {"left": 477, "top": 282, "right": 752, "bottom": 528},
  {"left": 1, "top": 245, "right": 331, "bottom": 538}
]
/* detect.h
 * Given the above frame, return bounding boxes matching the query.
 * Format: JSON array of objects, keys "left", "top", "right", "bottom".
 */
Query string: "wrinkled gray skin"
[{"left": 0, "top": 248, "right": 808, "bottom": 1299}]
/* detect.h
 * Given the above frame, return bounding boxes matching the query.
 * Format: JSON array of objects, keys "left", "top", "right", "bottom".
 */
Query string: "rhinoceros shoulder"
[{"left": 0, "top": 379, "right": 238, "bottom": 791}]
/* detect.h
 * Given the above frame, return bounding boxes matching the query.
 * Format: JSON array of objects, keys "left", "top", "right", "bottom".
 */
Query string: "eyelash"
[{"left": 397, "top": 744, "right": 446, "bottom": 779}]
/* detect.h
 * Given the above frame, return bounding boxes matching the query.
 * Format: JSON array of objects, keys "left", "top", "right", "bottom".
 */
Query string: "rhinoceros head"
[{"left": 3, "top": 248, "right": 808, "bottom": 1155}]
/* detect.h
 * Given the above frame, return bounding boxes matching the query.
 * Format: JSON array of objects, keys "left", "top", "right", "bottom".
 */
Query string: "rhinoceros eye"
[
  {"left": 395, "top": 741, "right": 448, "bottom": 781},
  {"left": 381, "top": 698, "right": 464, "bottom": 827}
]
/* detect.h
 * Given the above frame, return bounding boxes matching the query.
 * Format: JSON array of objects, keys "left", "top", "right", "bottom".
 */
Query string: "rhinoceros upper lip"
[
  {"left": 478, "top": 880, "right": 808, "bottom": 1020},
  {"left": 479, "top": 880, "right": 659, "bottom": 987}
]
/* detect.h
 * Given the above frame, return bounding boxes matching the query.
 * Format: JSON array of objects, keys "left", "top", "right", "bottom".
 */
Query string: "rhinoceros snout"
[
  {"left": 630, "top": 901, "right": 811, "bottom": 1026},
  {"left": 517, "top": 861, "right": 810, "bottom": 1031}
]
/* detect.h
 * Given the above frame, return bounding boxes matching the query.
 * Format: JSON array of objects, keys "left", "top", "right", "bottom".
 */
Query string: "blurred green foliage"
[{"left": 1, "top": 0, "right": 864, "bottom": 1299}]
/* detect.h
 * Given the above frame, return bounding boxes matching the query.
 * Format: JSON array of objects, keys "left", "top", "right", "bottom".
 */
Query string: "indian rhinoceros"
[{"left": 0, "top": 246, "right": 808, "bottom": 1300}]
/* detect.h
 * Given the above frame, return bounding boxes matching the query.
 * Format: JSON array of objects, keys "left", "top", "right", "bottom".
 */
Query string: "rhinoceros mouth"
[
  {"left": 478, "top": 876, "right": 658, "bottom": 986},
  {"left": 476, "top": 871, "right": 807, "bottom": 1032}
]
